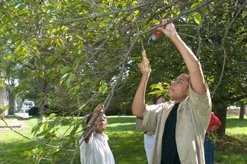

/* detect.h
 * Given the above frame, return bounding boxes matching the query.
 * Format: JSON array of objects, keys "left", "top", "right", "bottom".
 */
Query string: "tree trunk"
[
  {"left": 239, "top": 103, "right": 245, "bottom": 120},
  {"left": 214, "top": 105, "right": 227, "bottom": 137},
  {"left": 8, "top": 90, "right": 15, "bottom": 115}
]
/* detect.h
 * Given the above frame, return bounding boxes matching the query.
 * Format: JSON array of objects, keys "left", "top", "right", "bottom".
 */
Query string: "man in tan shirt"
[
  {"left": 132, "top": 20, "right": 211, "bottom": 164},
  {"left": 136, "top": 95, "right": 166, "bottom": 164}
]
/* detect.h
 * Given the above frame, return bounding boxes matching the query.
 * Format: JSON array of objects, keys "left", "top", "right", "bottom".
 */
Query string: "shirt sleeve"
[
  {"left": 142, "top": 104, "right": 164, "bottom": 132},
  {"left": 189, "top": 85, "right": 212, "bottom": 117},
  {"left": 188, "top": 85, "right": 212, "bottom": 132},
  {"left": 135, "top": 118, "right": 144, "bottom": 130}
]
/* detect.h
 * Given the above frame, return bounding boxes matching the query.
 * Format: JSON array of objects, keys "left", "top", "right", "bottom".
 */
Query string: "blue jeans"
[{"left": 204, "top": 135, "right": 215, "bottom": 164}]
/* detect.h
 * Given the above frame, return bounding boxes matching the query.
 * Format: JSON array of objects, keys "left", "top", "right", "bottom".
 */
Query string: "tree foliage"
[{"left": 0, "top": 0, "right": 246, "bottom": 162}]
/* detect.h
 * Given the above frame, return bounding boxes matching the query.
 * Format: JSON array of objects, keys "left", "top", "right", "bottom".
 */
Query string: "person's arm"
[
  {"left": 210, "top": 125, "right": 220, "bottom": 132},
  {"left": 84, "top": 104, "right": 104, "bottom": 143},
  {"left": 158, "top": 20, "right": 207, "bottom": 95},
  {"left": 132, "top": 50, "right": 151, "bottom": 118}
]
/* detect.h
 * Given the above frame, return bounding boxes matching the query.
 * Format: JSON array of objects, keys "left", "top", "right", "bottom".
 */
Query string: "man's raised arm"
[
  {"left": 158, "top": 20, "right": 207, "bottom": 95},
  {"left": 132, "top": 50, "right": 151, "bottom": 118}
]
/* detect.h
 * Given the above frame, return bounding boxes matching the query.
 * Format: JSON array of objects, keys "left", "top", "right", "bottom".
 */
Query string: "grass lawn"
[
  {"left": 0, "top": 115, "right": 246, "bottom": 164},
  {"left": 215, "top": 116, "right": 247, "bottom": 164},
  {"left": 106, "top": 116, "right": 147, "bottom": 164},
  {"left": 0, "top": 117, "right": 38, "bottom": 164}
]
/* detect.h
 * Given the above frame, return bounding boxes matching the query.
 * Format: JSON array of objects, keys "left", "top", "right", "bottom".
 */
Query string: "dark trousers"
[{"left": 204, "top": 135, "right": 215, "bottom": 164}]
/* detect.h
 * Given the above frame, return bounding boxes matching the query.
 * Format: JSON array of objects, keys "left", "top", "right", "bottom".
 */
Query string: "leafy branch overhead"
[{"left": 0, "top": 0, "right": 246, "bottom": 162}]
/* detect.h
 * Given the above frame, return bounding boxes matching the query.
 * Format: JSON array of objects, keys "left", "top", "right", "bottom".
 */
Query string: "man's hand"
[
  {"left": 157, "top": 19, "right": 177, "bottom": 39},
  {"left": 138, "top": 50, "right": 151, "bottom": 76}
]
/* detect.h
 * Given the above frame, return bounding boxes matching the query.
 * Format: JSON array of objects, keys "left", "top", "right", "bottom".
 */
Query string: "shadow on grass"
[
  {"left": 226, "top": 118, "right": 247, "bottom": 128},
  {"left": 215, "top": 151, "right": 247, "bottom": 164},
  {"left": 0, "top": 140, "right": 82, "bottom": 164},
  {"left": 106, "top": 116, "right": 147, "bottom": 164},
  {"left": 0, "top": 141, "right": 35, "bottom": 164},
  {"left": 216, "top": 135, "right": 247, "bottom": 153},
  {"left": 108, "top": 131, "right": 147, "bottom": 164}
]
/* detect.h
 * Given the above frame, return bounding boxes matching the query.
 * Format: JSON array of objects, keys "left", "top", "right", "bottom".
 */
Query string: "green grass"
[
  {"left": 226, "top": 116, "right": 247, "bottom": 136},
  {"left": 215, "top": 116, "right": 247, "bottom": 164},
  {"left": 0, "top": 115, "right": 246, "bottom": 164},
  {"left": 0, "top": 117, "right": 37, "bottom": 164},
  {"left": 106, "top": 116, "right": 147, "bottom": 164},
  {"left": 215, "top": 151, "right": 247, "bottom": 164}
]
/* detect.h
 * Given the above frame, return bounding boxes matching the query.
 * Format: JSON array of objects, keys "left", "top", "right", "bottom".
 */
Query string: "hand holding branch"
[
  {"left": 138, "top": 50, "right": 151, "bottom": 76},
  {"left": 157, "top": 19, "right": 178, "bottom": 39},
  {"left": 83, "top": 104, "right": 105, "bottom": 142},
  {"left": 87, "top": 104, "right": 104, "bottom": 128}
]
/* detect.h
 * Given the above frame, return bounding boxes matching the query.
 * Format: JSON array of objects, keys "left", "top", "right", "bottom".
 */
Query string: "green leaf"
[
  {"left": 36, "top": 132, "right": 45, "bottom": 137},
  {"left": 76, "top": 35, "right": 83, "bottom": 40},
  {"left": 99, "top": 80, "right": 108, "bottom": 95},
  {"left": 194, "top": 12, "right": 201, "bottom": 25},
  {"left": 60, "top": 67, "right": 72, "bottom": 74},
  {"left": 65, "top": 73, "right": 75, "bottom": 88},
  {"left": 61, "top": 25, "right": 68, "bottom": 32},
  {"left": 49, "top": 113, "right": 57, "bottom": 119},
  {"left": 150, "top": 83, "right": 164, "bottom": 91},
  {"left": 69, "top": 73, "right": 76, "bottom": 82},
  {"left": 133, "top": 10, "right": 139, "bottom": 17},
  {"left": 191, "top": 2, "right": 201, "bottom": 9},
  {"left": 60, "top": 73, "right": 69, "bottom": 85},
  {"left": 13, "top": 44, "right": 28, "bottom": 56},
  {"left": 162, "top": 82, "right": 170, "bottom": 87},
  {"left": 66, "top": 79, "right": 71, "bottom": 88},
  {"left": 132, "top": 1, "right": 138, "bottom": 6},
  {"left": 0, "top": 105, "right": 9, "bottom": 115},
  {"left": 99, "top": 22, "right": 105, "bottom": 28},
  {"left": 148, "top": 91, "right": 162, "bottom": 95},
  {"left": 31, "top": 123, "right": 42, "bottom": 135}
]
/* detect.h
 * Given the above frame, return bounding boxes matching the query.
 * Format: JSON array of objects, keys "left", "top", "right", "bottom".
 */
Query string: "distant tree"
[{"left": 239, "top": 98, "right": 247, "bottom": 120}]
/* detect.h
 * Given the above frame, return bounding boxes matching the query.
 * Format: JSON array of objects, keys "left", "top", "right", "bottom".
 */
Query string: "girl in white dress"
[{"left": 80, "top": 104, "right": 115, "bottom": 164}]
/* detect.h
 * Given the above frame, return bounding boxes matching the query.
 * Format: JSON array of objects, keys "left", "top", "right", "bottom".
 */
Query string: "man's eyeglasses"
[{"left": 171, "top": 78, "right": 186, "bottom": 85}]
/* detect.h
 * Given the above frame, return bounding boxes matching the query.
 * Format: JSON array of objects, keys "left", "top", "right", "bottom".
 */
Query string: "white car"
[{"left": 21, "top": 100, "right": 35, "bottom": 112}]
